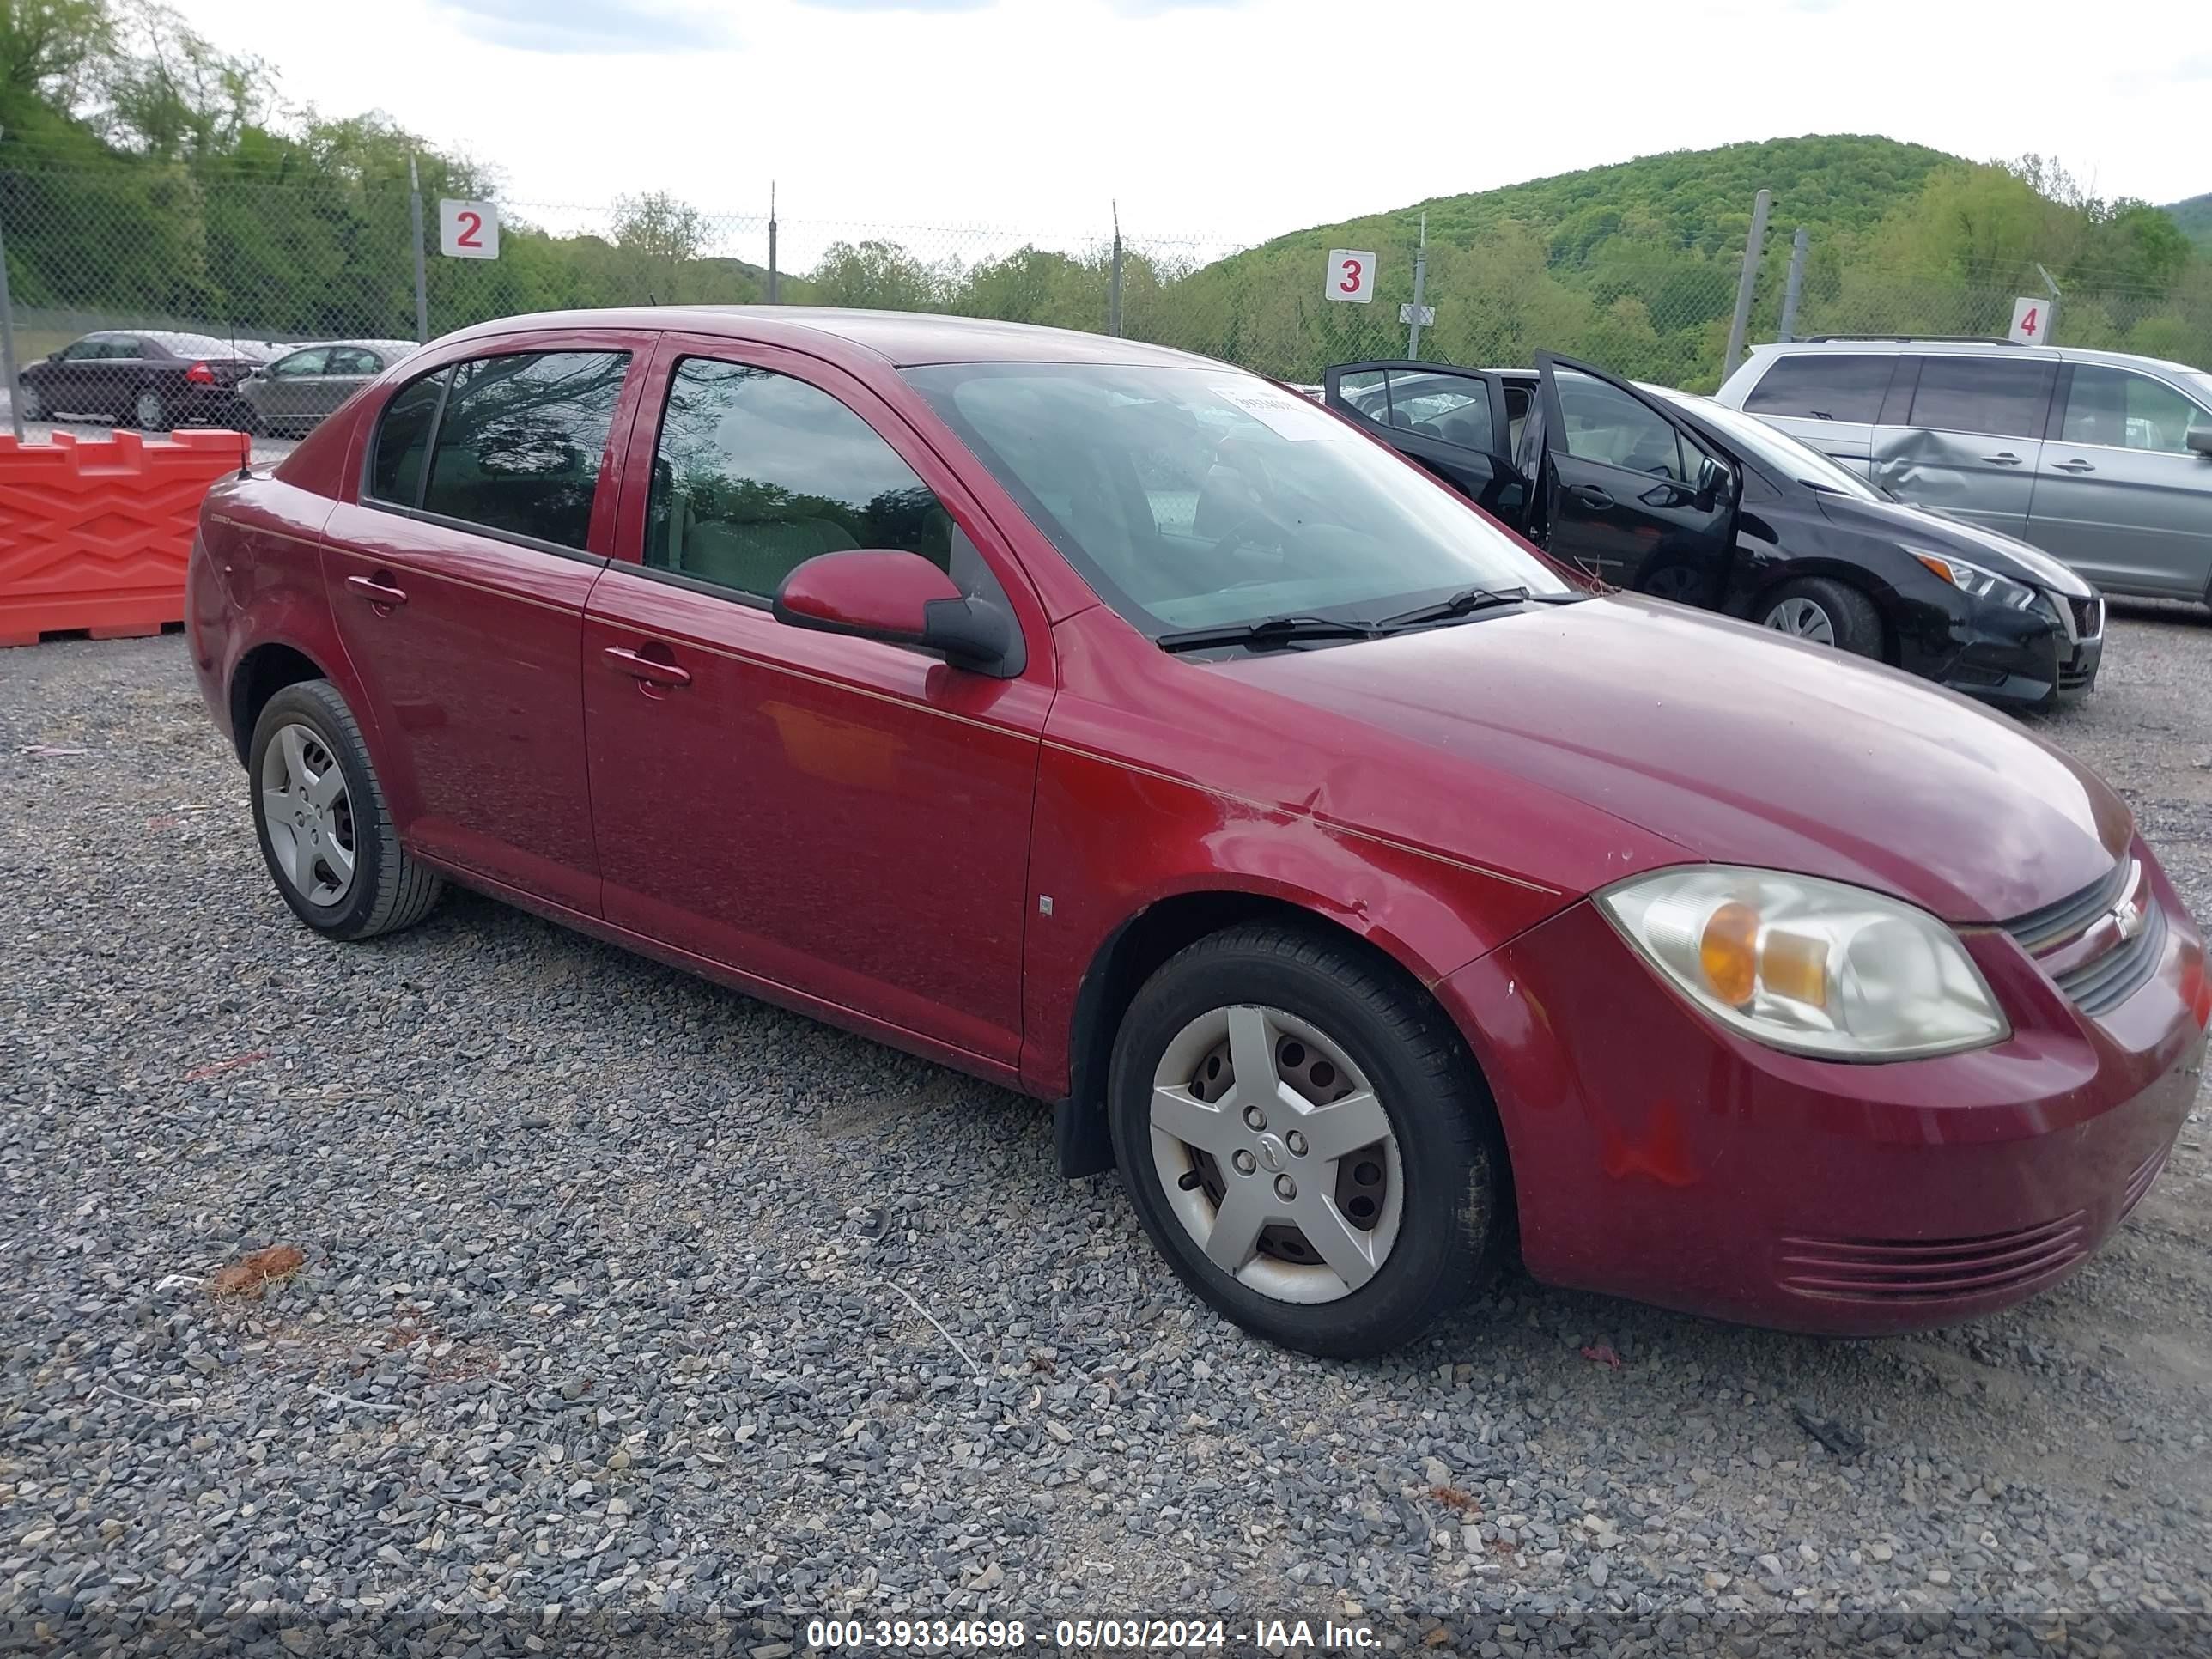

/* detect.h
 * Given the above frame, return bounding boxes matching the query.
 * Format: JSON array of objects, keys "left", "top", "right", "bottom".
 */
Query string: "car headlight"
[
  {"left": 1911, "top": 550, "right": 2036, "bottom": 610},
  {"left": 1596, "top": 866, "right": 2008, "bottom": 1060}
]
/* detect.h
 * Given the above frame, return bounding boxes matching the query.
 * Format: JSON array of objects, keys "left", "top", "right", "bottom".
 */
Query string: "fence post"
[
  {"left": 0, "top": 139, "right": 22, "bottom": 444},
  {"left": 408, "top": 156, "right": 431, "bottom": 343},
  {"left": 768, "top": 182, "right": 779, "bottom": 304},
  {"left": 1406, "top": 212, "right": 1429, "bottom": 359},
  {"left": 1722, "top": 188, "right": 1771, "bottom": 382},
  {"left": 1777, "top": 227, "right": 1808, "bottom": 343},
  {"left": 1109, "top": 202, "right": 1124, "bottom": 337},
  {"left": 2036, "top": 263, "right": 2062, "bottom": 347}
]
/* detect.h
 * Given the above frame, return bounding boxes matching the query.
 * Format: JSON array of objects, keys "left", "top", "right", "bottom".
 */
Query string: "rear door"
[
  {"left": 317, "top": 348, "right": 386, "bottom": 419},
  {"left": 321, "top": 332, "right": 653, "bottom": 911},
  {"left": 1322, "top": 362, "right": 1526, "bottom": 518},
  {"left": 1733, "top": 349, "right": 1898, "bottom": 473},
  {"left": 2028, "top": 362, "right": 2212, "bottom": 599},
  {"left": 259, "top": 348, "right": 330, "bottom": 422},
  {"left": 1530, "top": 353, "right": 1737, "bottom": 605},
  {"left": 1869, "top": 353, "right": 2057, "bottom": 535}
]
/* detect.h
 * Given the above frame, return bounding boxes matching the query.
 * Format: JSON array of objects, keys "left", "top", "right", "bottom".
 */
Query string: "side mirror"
[
  {"left": 2187, "top": 426, "right": 2212, "bottom": 458},
  {"left": 773, "top": 549, "right": 1021, "bottom": 678},
  {"left": 1695, "top": 453, "right": 1731, "bottom": 507}
]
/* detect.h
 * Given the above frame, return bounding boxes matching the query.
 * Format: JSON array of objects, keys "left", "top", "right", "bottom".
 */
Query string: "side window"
[
  {"left": 367, "top": 370, "right": 447, "bottom": 507},
  {"left": 1555, "top": 369, "right": 1689, "bottom": 481},
  {"left": 1742, "top": 353, "right": 1894, "bottom": 423},
  {"left": 105, "top": 338, "right": 143, "bottom": 359},
  {"left": 1906, "top": 356, "right": 2056, "bottom": 440},
  {"left": 273, "top": 349, "right": 330, "bottom": 379},
  {"left": 2061, "top": 366, "right": 2208, "bottom": 455},
  {"left": 1335, "top": 370, "right": 1389, "bottom": 422},
  {"left": 328, "top": 348, "right": 380, "bottom": 375},
  {"left": 61, "top": 340, "right": 100, "bottom": 361},
  {"left": 420, "top": 351, "right": 629, "bottom": 550},
  {"left": 1504, "top": 383, "right": 1533, "bottom": 457},
  {"left": 1385, "top": 371, "right": 1494, "bottom": 451},
  {"left": 646, "top": 357, "right": 975, "bottom": 603}
]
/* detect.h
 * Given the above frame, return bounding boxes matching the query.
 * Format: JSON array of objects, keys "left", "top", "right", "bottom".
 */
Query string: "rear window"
[
  {"left": 420, "top": 352, "right": 630, "bottom": 550},
  {"left": 1741, "top": 353, "right": 1894, "bottom": 424},
  {"left": 1905, "top": 356, "right": 2056, "bottom": 440}
]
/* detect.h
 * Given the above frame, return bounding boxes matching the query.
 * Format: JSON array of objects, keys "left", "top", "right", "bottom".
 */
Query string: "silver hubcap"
[
  {"left": 1149, "top": 1004, "right": 1402, "bottom": 1305},
  {"left": 260, "top": 723, "right": 356, "bottom": 906},
  {"left": 135, "top": 392, "right": 161, "bottom": 428},
  {"left": 1765, "top": 596, "right": 1835, "bottom": 646}
]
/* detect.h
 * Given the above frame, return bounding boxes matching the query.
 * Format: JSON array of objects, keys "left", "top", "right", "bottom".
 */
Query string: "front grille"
[
  {"left": 1778, "top": 1213, "right": 2088, "bottom": 1302},
  {"left": 2058, "top": 658, "right": 2096, "bottom": 691},
  {"left": 2067, "top": 594, "right": 2104, "bottom": 640},
  {"left": 2002, "top": 860, "right": 2133, "bottom": 953},
  {"left": 2118, "top": 1145, "right": 2170, "bottom": 1223},
  {"left": 2054, "top": 902, "right": 2166, "bottom": 1015}
]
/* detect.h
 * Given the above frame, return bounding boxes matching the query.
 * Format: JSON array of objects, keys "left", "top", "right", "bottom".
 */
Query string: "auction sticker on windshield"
[{"left": 1213, "top": 382, "right": 1352, "bottom": 441}]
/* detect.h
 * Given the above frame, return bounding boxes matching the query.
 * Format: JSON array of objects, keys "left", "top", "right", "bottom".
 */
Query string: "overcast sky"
[{"left": 169, "top": 0, "right": 2207, "bottom": 248}]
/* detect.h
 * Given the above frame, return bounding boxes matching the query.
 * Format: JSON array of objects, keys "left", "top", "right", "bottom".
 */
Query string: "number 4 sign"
[
  {"left": 1326, "top": 249, "right": 1376, "bottom": 304},
  {"left": 2008, "top": 295, "right": 2051, "bottom": 344},
  {"left": 440, "top": 199, "right": 501, "bottom": 260}
]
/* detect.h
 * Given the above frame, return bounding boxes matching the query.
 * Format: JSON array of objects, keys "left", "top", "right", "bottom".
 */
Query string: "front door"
[
  {"left": 260, "top": 348, "right": 331, "bottom": 424},
  {"left": 320, "top": 334, "right": 649, "bottom": 911},
  {"left": 2029, "top": 362, "right": 2212, "bottom": 599},
  {"left": 1869, "top": 353, "right": 2057, "bottom": 536},
  {"left": 1529, "top": 352, "right": 1737, "bottom": 605},
  {"left": 580, "top": 337, "right": 1050, "bottom": 1070}
]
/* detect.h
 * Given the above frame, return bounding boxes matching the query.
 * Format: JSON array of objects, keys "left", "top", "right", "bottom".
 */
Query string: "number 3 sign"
[
  {"left": 440, "top": 199, "right": 501, "bottom": 261},
  {"left": 1326, "top": 248, "right": 1376, "bottom": 304}
]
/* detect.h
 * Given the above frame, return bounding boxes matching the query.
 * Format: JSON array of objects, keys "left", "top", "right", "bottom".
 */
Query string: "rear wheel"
[
  {"left": 1760, "top": 576, "right": 1882, "bottom": 659},
  {"left": 133, "top": 386, "right": 168, "bottom": 431},
  {"left": 1108, "top": 924, "right": 1506, "bottom": 1358},
  {"left": 248, "top": 680, "right": 442, "bottom": 940}
]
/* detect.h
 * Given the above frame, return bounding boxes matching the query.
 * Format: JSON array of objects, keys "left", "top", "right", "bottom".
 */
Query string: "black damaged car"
[{"left": 1322, "top": 352, "right": 2104, "bottom": 709}]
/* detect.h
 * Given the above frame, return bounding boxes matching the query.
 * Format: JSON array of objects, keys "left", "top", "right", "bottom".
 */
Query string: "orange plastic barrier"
[{"left": 0, "top": 429, "right": 252, "bottom": 647}]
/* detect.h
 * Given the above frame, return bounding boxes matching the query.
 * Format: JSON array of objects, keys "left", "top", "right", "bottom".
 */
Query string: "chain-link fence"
[{"left": 4, "top": 167, "right": 2209, "bottom": 433}]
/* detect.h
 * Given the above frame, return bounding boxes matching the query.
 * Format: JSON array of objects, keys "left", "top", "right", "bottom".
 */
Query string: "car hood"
[
  {"left": 1816, "top": 495, "right": 2096, "bottom": 597},
  {"left": 1213, "top": 596, "right": 2129, "bottom": 923}
]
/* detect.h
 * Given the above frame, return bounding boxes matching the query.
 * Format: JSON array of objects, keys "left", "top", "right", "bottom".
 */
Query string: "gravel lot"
[{"left": 3, "top": 606, "right": 2210, "bottom": 1656}]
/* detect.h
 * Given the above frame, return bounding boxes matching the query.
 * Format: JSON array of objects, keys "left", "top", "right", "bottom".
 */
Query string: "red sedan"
[{"left": 186, "top": 308, "right": 2210, "bottom": 1358}]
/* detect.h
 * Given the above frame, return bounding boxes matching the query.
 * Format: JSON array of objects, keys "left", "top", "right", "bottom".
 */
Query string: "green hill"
[
  {"left": 2169, "top": 194, "right": 2212, "bottom": 252},
  {"left": 1254, "top": 134, "right": 1960, "bottom": 264}
]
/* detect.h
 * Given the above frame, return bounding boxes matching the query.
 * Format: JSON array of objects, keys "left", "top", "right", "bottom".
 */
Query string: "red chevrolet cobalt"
[{"left": 186, "top": 309, "right": 2210, "bottom": 1357}]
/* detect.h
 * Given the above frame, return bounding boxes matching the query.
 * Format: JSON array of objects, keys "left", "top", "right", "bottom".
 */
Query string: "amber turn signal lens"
[
  {"left": 1762, "top": 929, "right": 1830, "bottom": 1008},
  {"left": 1698, "top": 902, "right": 1759, "bottom": 1006}
]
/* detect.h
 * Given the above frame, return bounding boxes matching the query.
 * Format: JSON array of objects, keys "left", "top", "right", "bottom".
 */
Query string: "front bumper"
[
  {"left": 1439, "top": 852, "right": 2208, "bottom": 1334},
  {"left": 1914, "top": 592, "right": 2102, "bottom": 709}
]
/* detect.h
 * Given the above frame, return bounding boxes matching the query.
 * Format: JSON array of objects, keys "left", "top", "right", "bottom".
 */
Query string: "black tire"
[
  {"left": 16, "top": 381, "right": 45, "bottom": 422},
  {"left": 1107, "top": 923, "right": 1507, "bottom": 1358},
  {"left": 132, "top": 386, "right": 168, "bottom": 432},
  {"left": 247, "top": 679, "right": 442, "bottom": 941},
  {"left": 1759, "top": 575, "right": 1883, "bottom": 659}
]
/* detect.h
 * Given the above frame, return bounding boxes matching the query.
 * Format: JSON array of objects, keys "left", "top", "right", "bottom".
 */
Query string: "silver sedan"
[{"left": 234, "top": 340, "right": 420, "bottom": 437}]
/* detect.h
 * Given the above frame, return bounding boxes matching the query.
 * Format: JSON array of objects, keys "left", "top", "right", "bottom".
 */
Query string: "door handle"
[
  {"left": 345, "top": 573, "right": 408, "bottom": 607},
  {"left": 1567, "top": 483, "right": 1615, "bottom": 509},
  {"left": 2051, "top": 458, "right": 2096, "bottom": 473},
  {"left": 1983, "top": 452, "right": 2023, "bottom": 465},
  {"left": 602, "top": 644, "right": 691, "bottom": 689}
]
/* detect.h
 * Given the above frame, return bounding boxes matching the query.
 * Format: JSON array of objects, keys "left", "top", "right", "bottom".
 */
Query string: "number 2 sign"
[
  {"left": 440, "top": 199, "right": 501, "bottom": 261},
  {"left": 1326, "top": 248, "right": 1376, "bottom": 304}
]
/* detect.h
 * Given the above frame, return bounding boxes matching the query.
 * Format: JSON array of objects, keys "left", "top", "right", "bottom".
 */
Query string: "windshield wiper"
[
  {"left": 1376, "top": 586, "right": 1529, "bottom": 632},
  {"left": 1156, "top": 614, "right": 1380, "bottom": 653}
]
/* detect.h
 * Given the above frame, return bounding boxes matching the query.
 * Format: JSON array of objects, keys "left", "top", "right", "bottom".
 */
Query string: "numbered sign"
[
  {"left": 1326, "top": 249, "right": 1376, "bottom": 304},
  {"left": 440, "top": 199, "right": 501, "bottom": 261},
  {"left": 2008, "top": 295, "right": 2049, "bottom": 344}
]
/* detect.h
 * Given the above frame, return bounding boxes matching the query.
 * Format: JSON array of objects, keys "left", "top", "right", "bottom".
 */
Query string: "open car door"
[
  {"left": 1322, "top": 361, "right": 1529, "bottom": 521},
  {"left": 1528, "top": 352, "right": 1738, "bottom": 605}
]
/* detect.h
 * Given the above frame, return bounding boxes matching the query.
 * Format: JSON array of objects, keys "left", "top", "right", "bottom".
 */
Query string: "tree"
[{"left": 611, "top": 190, "right": 707, "bottom": 264}]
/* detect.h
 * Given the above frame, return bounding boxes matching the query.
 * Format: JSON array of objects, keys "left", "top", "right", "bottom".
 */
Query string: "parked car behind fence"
[
  {"left": 13, "top": 330, "right": 277, "bottom": 432},
  {"left": 234, "top": 340, "right": 422, "bottom": 437}
]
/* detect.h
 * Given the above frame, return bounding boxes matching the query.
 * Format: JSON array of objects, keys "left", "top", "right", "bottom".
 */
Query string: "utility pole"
[
  {"left": 1777, "top": 228, "right": 1808, "bottom": 343},
  {"left": 408, "top": 155, "right": 431, "bottom": 343},
  {"left": 0, "top": 126, "right": 23, "bottom": 442},
  {"left": 1722, "top": 188, "right": 1771, "bottom": 382},
  {"left": 768, "top": 182, "right": 780, "bottom": 304},
  {"left": 1108, "top": 200, "right": 1124, "bottom": 337},
  {"left": 1406, "top": 213, "right": 1429, "bottom": 358}
]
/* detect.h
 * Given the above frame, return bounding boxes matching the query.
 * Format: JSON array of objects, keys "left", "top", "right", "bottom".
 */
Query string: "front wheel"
[
  {"left": 1108, "top": 924, "right": 1506, "bottom": 1358},
  {"left": 1759, "top": 575, "right": 1883, "bottom": 658},
  {"left": 16, "top": 381, "right": 46, "bottom": 421},
  {"left": 247, "top": 679, "right": 443, "bottom": 940}
]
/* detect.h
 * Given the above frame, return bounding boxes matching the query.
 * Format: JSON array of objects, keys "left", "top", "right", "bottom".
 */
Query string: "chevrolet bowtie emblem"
[{"left": 2111, "top": 897, "right": 2146, "bottom": 941}]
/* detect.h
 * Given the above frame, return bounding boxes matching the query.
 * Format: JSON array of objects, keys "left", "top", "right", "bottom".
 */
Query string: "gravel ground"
[{"left": 3, "top": 605, "right": 2210, "bottom": 1657}]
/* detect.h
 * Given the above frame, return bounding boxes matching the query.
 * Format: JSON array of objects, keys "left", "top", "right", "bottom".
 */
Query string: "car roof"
[
  {"left": 1747, "top": 337, "right": 2204, "bottom": 379},
  {"left": 439, "top": 306, "right": 1220, "bottom": 369},
  {"left": 275, "top": 339, "right": 421, "bottom": 356}
]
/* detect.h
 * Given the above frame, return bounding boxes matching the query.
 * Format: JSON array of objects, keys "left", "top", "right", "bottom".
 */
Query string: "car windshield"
[
  {"left": 903, "top": 362, "right": 1573, "bottom": 636},
  {"left": 1660, "top": 389, "right": 1885, "bottom": 500}
]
